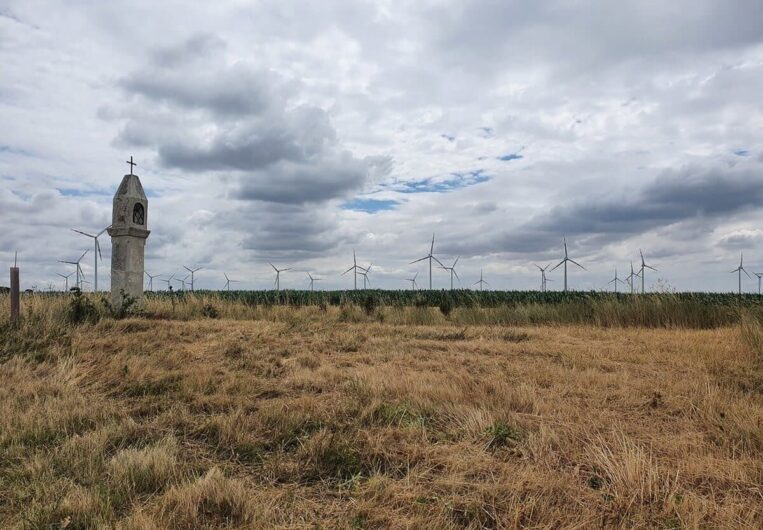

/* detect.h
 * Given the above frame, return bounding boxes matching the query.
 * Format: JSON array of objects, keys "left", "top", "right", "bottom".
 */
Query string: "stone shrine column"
[{"left": 108, "top": 160, "right": 150, "bottom": 307}]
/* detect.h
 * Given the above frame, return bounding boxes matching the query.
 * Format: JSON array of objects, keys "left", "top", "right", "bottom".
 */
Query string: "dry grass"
[{"left": 0, "top": 295, "right": 762, "bottom": 528}]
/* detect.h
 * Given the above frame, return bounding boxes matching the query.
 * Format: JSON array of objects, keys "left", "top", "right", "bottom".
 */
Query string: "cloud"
[{"left": 117, "top": 34, "right": 385, "bottom": 206}]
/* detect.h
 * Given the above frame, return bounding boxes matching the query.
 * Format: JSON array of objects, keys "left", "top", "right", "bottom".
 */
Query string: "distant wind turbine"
[
  {"left": 730, "top": 252, "right": 751, "bottom": 295},
  {"left": 411, "top": 233, "right": 444, "bottom": 289},
  {"left": 406, "top": 272, "right": 419, "bottom": 290},
  {"left": 608, "top": 268, "right": 626, "bottom": 293},
  {"left": 638, "top": 249, "right": 657, "bottom": 294},
  {"left": 58, "top": 250, "right": 89, "bottom": 290},
  {"left": 160, "top": 273, "right": 175, "bottom": 291},
  {"left": 342, "top": 250, "right": 366, "bottom": 290},
  {"left": 269, "top": 263, "right": 290, "bottom": 291},
  {"left": 550, "top": 237, "right": 585, "bottom": 292},
  {"left": 534, "top": 263, "right": 552, "bottom": 292},
  {"left": 472, "top": 269, "right": 489, "bottom": 291},
  {"left": 625, "top": 261, "right": 639, "bottom": 294},
  {"left": 223, "top": 273, "right": 240, "bottom": 291},
  {"left": 306, "top": 272, "right": 322, "bottom": 291},
  {"left": 360, "top": 264, "right": 372, "bottom": 288},
  {"left": 71, "top": 226, "right": 109, "bottom": 292},
  {"left": 440, "top": 257, "right": 461, "bottom": 290},
  {"left": 754, "top": 272, "right": 763, "bottom": 295},
  {"left": 145, "top": 271, "right": 161, "bottom": 291},
  {"left": 57, "top": 271, "right": 74, "bottom": 291},
  {"left": 183, "top": 266, "right": 202, "bottom": 291}
]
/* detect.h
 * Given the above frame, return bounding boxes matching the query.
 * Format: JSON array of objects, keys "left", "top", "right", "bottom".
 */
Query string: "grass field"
[{"left": 1, "top": 293, "right": 762, "bottom": 528}]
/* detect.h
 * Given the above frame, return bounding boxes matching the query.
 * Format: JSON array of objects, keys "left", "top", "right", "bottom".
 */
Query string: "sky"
[{"left": 2, "top": 0, "right": 763, "bottom": 293}]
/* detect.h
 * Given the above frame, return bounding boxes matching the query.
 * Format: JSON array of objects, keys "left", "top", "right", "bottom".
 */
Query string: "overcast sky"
[{"left": 2, "top": 0, "right": 763, "bottom": 292}]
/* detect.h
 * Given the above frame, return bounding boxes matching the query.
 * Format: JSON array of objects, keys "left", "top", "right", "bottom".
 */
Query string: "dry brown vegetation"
[{"left": 1, "top": 294, "right": 762, "bottom": 528}]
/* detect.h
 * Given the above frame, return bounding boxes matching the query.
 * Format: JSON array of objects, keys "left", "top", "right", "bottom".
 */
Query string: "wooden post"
[{"left": 10, "top": 265, "right": 20, "bottom": 322}]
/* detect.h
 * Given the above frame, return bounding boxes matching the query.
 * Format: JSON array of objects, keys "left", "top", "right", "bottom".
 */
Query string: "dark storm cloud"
[
  {"left": 446, "top": 161, "right": 763, "bottom": 258},
  {"left": 539, "top": 163, "right": 763, "bottom": 236},
  {"left": 216, "top": 201, "right": 348, "bottom": 259},
  {"left": 117, "top": 35, "right": 382, "bottom": 205}
]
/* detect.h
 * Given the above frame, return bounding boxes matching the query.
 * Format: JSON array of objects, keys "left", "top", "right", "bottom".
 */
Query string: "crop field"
[{"left": 1, "top": 293, "right": 762, "bottom": 528}]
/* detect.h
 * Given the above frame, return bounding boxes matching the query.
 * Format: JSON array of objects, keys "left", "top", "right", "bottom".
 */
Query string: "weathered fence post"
[{"left": 10, "top": 263, "right": 20, "bottom": 322}]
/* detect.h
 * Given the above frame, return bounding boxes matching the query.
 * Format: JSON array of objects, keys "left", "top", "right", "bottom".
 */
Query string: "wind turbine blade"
[
  {"left": 96, "top": 239, "right": 102, "bottom": 260},
  {"left": 549, "top": 260, "right": 565, "bottom": 272},
  {"left": 430, "top": 233, "right": 435, "bottom": 254},
  {"left": 743, "top": 268, "right": 752, "bottom": 279},
  {"left": 413, "top": 272, "right": 418, "bottom": 280},
  {"left": 71, "top": 228, "right": 96, "bottom": 238},
  {"left": 453, "top": 269, "right": 460, "bottom": 281},
  {"left": 431, "top": 256, "right": 445, "bottom": 267},
  {"left": 78, "top": 249, "right": 89, "bottom": 261},
  {"left": 453, "top": 256, "right": 459, "bottom": 267},
  {"left": 97, "top": 226, "right": 109, "bottom": 237},
  {"left": 269, "top": 262, "right": 278, "bottom": 272},
  {"left": 644, "top": 265, "right": 657, "bottom": 272},
  {"left": 568, "top": 259, "right": 586, "bottom": 270},
  {"left": 410, "top": 256, "right": 428, "bottom": 264},
  {"left": 341, "top": 267, "right": 353, "bottom": 275}
]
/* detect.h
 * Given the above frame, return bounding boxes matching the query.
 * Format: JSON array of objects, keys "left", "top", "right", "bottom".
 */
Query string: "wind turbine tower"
[
  {"left": 306, "top": 272, "right": 322, "bottom": 291},
  {"left": 473, "top": 270, "right": 489, "bottom": 291},
  {"left": 342, "top": 250, "right": 367, "bottom": 290},
  {"left": 71, "top": 227, "right": 109, "bottom": 292},
  {"left": 183, "top": 266, "right": 202, "bottom": 291},
  {"left": 270, "top": 263, "right": 290, "bottom": 291},
  {"left": 441, "top": 257, "right": 460, "bottom": 290},
  {"left": 144, "top": 271, "right": 160, "bottom": 291},
  {"left": 223, "top": 273, "right": 240, "bottom": 291},
  {"left": 608, "top": 268, "right": 626, "bottom": 293},
  {"left": 638, "top": 250, "right": 657, "bottom": 294},
  {"left": 550, "top": 237, "right": 585, "bottom": 292},
  {"left": 754, "top": 272, "right": 763, "bottom": 295},
  {"left": 59, "top": 250, "right": 89, "bottom": 290},
  {"left": 730, "top": 252, "right": 751, "bottom": 295},
  {"left": 411, "top": 233, "right": 444, "bottom": 289},
  {"left": 57, "top": 272, "right": 74, "bottom": 291},
  {"left": 534, "top": 263, "right": 551, "bottom": 292}
]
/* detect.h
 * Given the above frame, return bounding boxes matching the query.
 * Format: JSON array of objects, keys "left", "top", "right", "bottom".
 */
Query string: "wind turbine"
[
  {"left": 223, "top": 273, "right": 240, "bottom": 291},
  {"left": 440, "top": 257, "right": 461, "bottom": 290},
  {"left": 472, "top": 270, "right": 489, "bottom": 291},
  {"left": 58, "top": 250, "right": 89, "bottom": 290},
  {"left": 269, "top": 263, "right": 289, "bottom": 291},
  {"left": 306, "top": 272, "right": 322, "bottom": 291},
  {"left": 71, "top": 227, "right": 109, "bottom": 292},
  {"left": 183, "top": 266, "right": 202, "bottom": 291},
  {"left": 638, "top": 249, "right": 657, "bottom": 294},
  {"left": 145, "top": 271, "right": 160, "bottom": 291},
  {"left": 160, "top": 273, "right": 175, "bottom": 291},
  {"left": 754, "top": 272, "right": 763, "bottom": 295},
  {"left": 342, "top": 250, "right": 366, "bottom": 290},
  {"left": 730, "top": 252, "right": 751, "bottom": 295},
  {"left": 176, "top": 275, "right": 189, "bottom": 291},
  {"left": 625, "top": 261, "right": 639, "bottom": 294},
  {"left": 534, "top": 263, "right": 552, "bottom": 292},
  {"left": 359, "top": 264, "right": 372, "bottom": 289},
  {"left": 550, "top": 237, "right": 585, "bottom": 292},
  {"left": 406, "top": 272, "right": 419, "bottom": 290},
  {"left": 411, "top": 233, "right": 444, "bottom": 290},
  {"left": 57, "top": 272, "right": 74, "bottom": 291},
  {"left": 608, "top": 268, "right": 626, "bottom": 293}
]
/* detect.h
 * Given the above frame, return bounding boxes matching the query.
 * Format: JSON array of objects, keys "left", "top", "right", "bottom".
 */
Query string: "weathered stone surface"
[{"left": 108, "top": 174, "right": 149, "bottom": 307}]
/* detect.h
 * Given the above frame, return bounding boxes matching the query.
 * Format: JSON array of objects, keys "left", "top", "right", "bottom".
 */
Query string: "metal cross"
[{"left": 126, "top": 156, "right": 137, "bottom": 175}]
